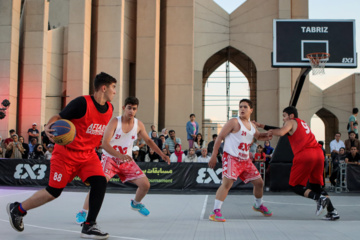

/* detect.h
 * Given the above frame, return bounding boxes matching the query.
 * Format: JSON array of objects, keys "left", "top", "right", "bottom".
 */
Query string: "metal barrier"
[{"left": 335, "top": 162, "right": 349, "bottom": 193}]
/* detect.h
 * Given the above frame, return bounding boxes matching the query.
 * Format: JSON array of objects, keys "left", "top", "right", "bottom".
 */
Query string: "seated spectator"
[
  {"left": 45, "top": 144, "right": 54, "bottom": 160},
  {"left": 183, "top": 147, "right": 198, "bottom": 162},
  {"left": 6, "top": 134, "right": 25, "bottom": 159},
  {"left": 330, "top": 132, "right": 345, "bottom": 160},
  {"left": 29, "top": 144, "right": 45, "bottom": 160},
  {"left": 207, "top": 134, "right": 222, "bottom": 162},
  {"left": 148, "top": 125, "right": 158, "bottom": 138},
  {"left": 28, "top": 138, "right": 38, "bottom": 154},
  {"left": 160, "top": 148, "right": 170, "bottom": 162},
  {"left": 193, "top": 133, "right": 206, "bottom": 156},
  {"left": 4, "top": 129, "right": 16, "bottom": 150},
  {"left": 134, "top": 135, "right": 147, "bottom": 162},
  {"left": 264, "top": 140, "right": 274, "bottom": 166},
  {"left": 132, "top": 146, "right": 140, "bottom": 161},
  {"left": 159, "top": 134, "right": 166, "bottom": 149},
  {"left": 145, "top": 148, "right": 160, "bottom": 162},
  {"left": 165, "top": 130, "right": 181, "bottom": 154},
  {"left": 170, "top": 144, "right": 185, "bottom": 163},
  {"left": 344, "top": 131, "right": 360, "bottom": 154},
  {"left": 18, "top": 136, "right": 29, "bottom": 159},
  {"left": 329, "top": 147, "right": 346, "bottom": 187},
  {"left": 345, "top": 146, "right": 360, "bottom": 165},
  {"left": 161, "top": 128, "right": 169, "bottom": 139},
  {"left": 197, "top": 148, "right": 211, "bottom": 163},
  {"left": 254, "top": 145, "right": 266, "bottom": 162},
  {"left": 150, "top": 131, "right": 162, "bottom": 151}
]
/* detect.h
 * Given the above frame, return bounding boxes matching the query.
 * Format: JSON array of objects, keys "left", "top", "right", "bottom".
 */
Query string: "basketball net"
[{"left": 306, "top": 52, "right": 330, "bottom": 75}]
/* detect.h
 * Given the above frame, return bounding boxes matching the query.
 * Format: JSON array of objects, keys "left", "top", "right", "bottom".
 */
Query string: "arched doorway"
[
  {"left": 315, "top": 108, "right": 339, "bottom": 153},
  {"left": 202, "top": 46, "right": 257, "bottom": 142}
]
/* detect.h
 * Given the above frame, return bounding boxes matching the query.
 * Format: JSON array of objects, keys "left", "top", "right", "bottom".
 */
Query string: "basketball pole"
[{"left": 289, "top": 67, "right": 311, "bottom": 107}]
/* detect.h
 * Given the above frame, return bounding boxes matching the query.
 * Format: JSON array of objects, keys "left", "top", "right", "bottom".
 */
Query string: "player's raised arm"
[{"left": 138, "top": 121, "right": 170, "bottom": 164}]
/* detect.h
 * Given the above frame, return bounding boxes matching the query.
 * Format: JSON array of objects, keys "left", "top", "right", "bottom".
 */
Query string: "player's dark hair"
[
  {"left": 283, "top": 106, "right": 298, "bottom": 118},
  {"left": 124, "top": 96, "right": 139, "bottom": 106},
  {"left": 94, "top": 72, "right": 117, "bottom": 91},
  {"left": 353, "top": 108, "right": 359, "bottom": 114},
  {"left": 239, "top": 99, "right": 253, "bottom": 108}
]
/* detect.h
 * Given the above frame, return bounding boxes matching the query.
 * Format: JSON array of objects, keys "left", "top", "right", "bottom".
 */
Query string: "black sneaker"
[
  {"left": 316, "top": 195, "right": 330, "bottom": 216},
  {"left": 323, "top": 209, "right": 340, "bottom": 221},
  {"left": 6, "top": 202, "right": 26, "bottom": 232},
  {"left": 81, "top": 222, "right": 109, "bottom": 239}
]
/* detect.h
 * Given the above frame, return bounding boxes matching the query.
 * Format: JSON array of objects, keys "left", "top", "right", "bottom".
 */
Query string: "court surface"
[{"left": 0, "top": 186, "right": 359, "bottom": 240}]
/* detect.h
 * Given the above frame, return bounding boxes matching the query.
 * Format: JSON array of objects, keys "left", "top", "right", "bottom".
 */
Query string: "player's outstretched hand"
[
  {"left": 162, "top": 155, "right": 171, "bottom": 165},
  {"left": 251, "top": 121, "right": 264, "bottom": 129},
  {"left": 267, "top": 130, "right": 273, "bottom": 140},
  {"left": 208, "top": 156, "right": 217, "bottom": 169}
]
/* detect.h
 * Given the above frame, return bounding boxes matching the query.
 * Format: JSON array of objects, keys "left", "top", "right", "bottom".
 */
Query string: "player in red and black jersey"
[
  {"left": 255, "top": 106, "right": 339, "bottom": 221},
  {"left": 6, "top": 72, "right": 117, "bottom": 239}
]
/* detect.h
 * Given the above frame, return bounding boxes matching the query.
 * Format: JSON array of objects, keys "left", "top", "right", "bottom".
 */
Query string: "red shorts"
[
  {"left": 101, "top": 154, "right": 145, "bottom": 182},
  {"left": 222, "top": 152, "right": 261, "bottom": 183},
  {"left": 49, "top": 146, "right": 104, "bottom": 188},
  {"left": 289, "top": 147, "right": 324, "bottom": 186}
]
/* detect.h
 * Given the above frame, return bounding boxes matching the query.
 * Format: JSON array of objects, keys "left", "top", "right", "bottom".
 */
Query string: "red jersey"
[
  {"left": 287, "top": 118, "right": 320, "bottom": 155},
  {"left": 55, "top": 95, "right": 113, "bottom": 152}
]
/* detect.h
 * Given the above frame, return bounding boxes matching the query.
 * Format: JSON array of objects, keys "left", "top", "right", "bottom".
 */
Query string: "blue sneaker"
[
  {"left": 76, "top": 211, "right": 87, "bottom": 224},
  {"left": 131, "top": 200, "right": 150, "bottom": 216}
]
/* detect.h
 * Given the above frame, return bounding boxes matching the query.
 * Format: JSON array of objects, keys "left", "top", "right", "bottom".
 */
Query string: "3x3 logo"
[{"left": 14, "top": 164, "right": 47, "bottom": 180}]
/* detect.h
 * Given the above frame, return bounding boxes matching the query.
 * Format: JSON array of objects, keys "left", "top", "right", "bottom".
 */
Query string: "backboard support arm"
[{"left": 289, "top": 68, "right": 311, "bottom": 107}]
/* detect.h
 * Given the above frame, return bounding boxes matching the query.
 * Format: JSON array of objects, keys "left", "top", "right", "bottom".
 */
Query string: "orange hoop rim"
[{"left": 306, "top": 52, "right": 330, "bottom": 60}]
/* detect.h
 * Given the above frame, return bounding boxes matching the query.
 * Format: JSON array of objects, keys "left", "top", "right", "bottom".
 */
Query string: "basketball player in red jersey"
[
  {"left": 6, "top": 72, "right": 117, "bottom": 239},
  {"left": 208, "top": 99, "right": 273, "bottom": 222},
  {"left": 75, "top": 96, "right": 170, "bottom": 223},
  {"left": 255, "top": 106, "right": 339, "bottom": 221}
]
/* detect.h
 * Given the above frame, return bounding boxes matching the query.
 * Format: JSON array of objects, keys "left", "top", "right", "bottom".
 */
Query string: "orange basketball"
[{"left": 50, "top": 119, "right": 76, "bottom": 145}]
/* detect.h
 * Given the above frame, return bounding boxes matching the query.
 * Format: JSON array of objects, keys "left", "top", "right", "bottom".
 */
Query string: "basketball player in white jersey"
[
  {"left": 76, "top": 97, "right": 170, "bottom": 223},
  {"left": 208, "top": 99, "right": 273, "bottom": 222}
]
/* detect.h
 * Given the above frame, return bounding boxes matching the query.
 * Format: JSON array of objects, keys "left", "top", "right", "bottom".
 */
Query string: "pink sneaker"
[
  {"left": 209, "top": 209, "right": 226, "bottom": 222},
  {"left": 252, "top": 204, "right": 273, "bottom": 217}
]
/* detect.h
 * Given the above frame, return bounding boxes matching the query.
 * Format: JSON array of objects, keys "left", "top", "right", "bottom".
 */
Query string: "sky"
[{"left": 206, "top": 0, "right": 360, "bottom": 142}]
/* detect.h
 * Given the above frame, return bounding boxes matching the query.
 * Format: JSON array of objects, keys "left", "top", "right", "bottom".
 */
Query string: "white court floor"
[{"left": 0, "top": 186, "right": 359, "bottom": 240}]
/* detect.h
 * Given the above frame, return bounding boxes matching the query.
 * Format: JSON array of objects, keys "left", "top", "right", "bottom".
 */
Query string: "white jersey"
[
  {"left": 223, "top": 117, "right": 255, "bottom": 160},
  {"left": 102, "top": 116, "right": 138, "bottom": 158}
]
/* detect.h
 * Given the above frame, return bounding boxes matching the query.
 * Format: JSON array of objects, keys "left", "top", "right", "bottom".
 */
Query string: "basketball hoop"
[{"left": 306, "top": 52, "right": 330, "bottom": 75}]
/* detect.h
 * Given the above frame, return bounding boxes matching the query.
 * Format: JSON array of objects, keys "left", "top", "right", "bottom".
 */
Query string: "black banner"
[
  {"left": 0, "top": 159, "right": 253, "bottom": 190},
  {"left": 346, "top": 164, "right": 360, "bottom": 191}
]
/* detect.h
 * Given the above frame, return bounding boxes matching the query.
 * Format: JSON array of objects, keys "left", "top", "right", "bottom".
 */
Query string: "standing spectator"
[
  {"left": 19, "top": 136, "right": 29, "bottom": 159},
  {"left": 194, "top": 133, "right": 206, "bottom": 156},
  {"left": 198, "top": 148, "right": 211, "bottom": 163},
  {"left": 183, "top": 148, "right": 198, "bottom": 162},
  {"left": 161, "top": 128, "right": 169, "bottom": 139},
  {"left": 165, "top": 130, "right": 181, "bottom": 154},
  {"left": 186, "top": 113, "right": 199, "bottom": 149},
  {"left": 45, "top": 144, "right": 54, "bottom": 160},
  {"left": 170, "top": 144, "right": 185, "bottom": 163},
  {"left": 28, "top": 138, "right": 38, "bottom": 154},
  {"left": 27, "top": 123, "right": 39, "bottom": 143},
  {"left": 6, "top": 134, "right": 25, "bottom": 159},
  {"left": 348, "top": 108, "right": 358, "bottom": 139},
  {"left": 41, "top": 124, "right": 50, "bottom": 151},
  {"left": 4, "top": 129, "right": 16, "bottom": 150},
  {"left": 145, "top": 148, "right": 160, "bottom": 162},
  {"left": 263, "top": 140, "right": 274, "bottom": 167},
  {"left": 344, "top": 131, "right": 360, "bottom": 154},
  {"left": 148, "top": 125, "right": 158, "bottom": 138},
  {"left": 29, "top": 144, "right": 45, "bottom": 160},
  {"left": 345, "top": 146, "right": 360, "bottom": 165},
  {"left": 134, "top": 135, "right": 147, "bottom": 162},
  {"left": 330, "top": 132, "right": 345, "bottom": 160}
]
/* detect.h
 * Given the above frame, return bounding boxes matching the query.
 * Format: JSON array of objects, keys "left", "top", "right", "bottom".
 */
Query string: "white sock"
[
  {"left": 254, "top": 197, "right": 263, "bottom": 208},
  {"left": 81, "top": 209, "right": 88, "bottom": 213},
  {"left": 214, "top": 199, "right": 223, "bottom": 211},
  {"left": 133, "top": 199, "right": 140, "bottom": 205}
]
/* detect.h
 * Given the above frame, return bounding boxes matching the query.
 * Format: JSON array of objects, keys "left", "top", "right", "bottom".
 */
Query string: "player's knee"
[
  {"left": 309, "top": 183, "right": 322, "bottom": 193},
  {"left": 87, "top": 175, "right": 107, "bottom": 190},
  {"left": 290, "top": 185, "right": 306, "bottom": 196},
  {"left": 253, "top": 178, "right": 264, "bottom": 188},
  {"left": 46, "top": 186, "right": 63, "bottom": 198}
]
